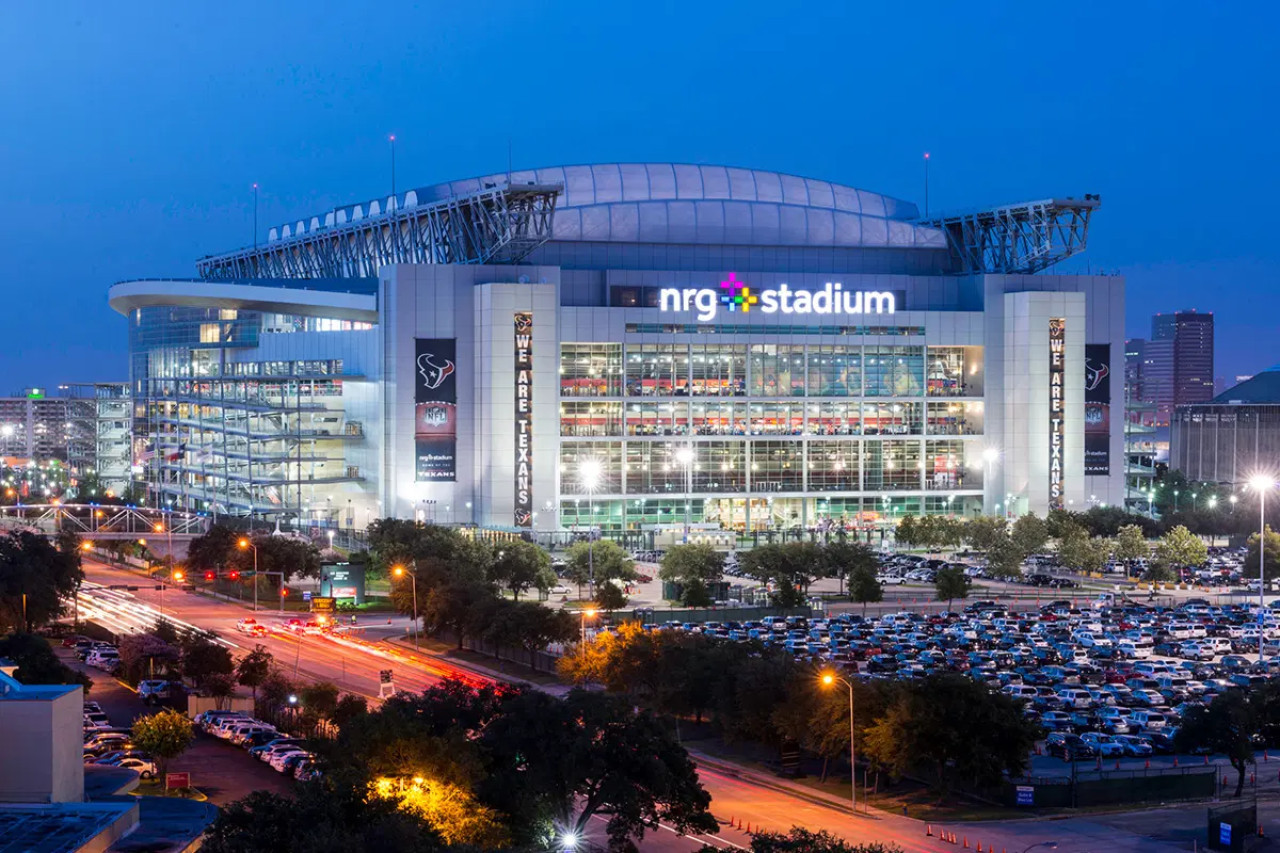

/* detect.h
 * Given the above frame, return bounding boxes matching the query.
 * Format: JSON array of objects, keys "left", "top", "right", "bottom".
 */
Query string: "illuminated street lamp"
[
  {"left": 393, "top": 564, "right": 419, "bottom": 651},
  {"left": 1250, "top": 474, "right": 1276, "bottom": 657},
  {"left": 577, "top": 459, "right": 603, "bottom": 599},
  {"left": 580, "top": 607, "right": 597, "bottom": 645},
  {"left": 675, "top": 445, "right": 695, "bottom": 542},
  {"left": 238, "top": 538, "right": 259, "bottom": 612},
  {"left": 820, "top": 670, "right": 857, "bottom": 814}
]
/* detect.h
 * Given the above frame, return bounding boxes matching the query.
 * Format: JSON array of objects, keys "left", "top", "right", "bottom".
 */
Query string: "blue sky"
[{"left": 1, "top": 1, "right": 1276, "bottom": 388}]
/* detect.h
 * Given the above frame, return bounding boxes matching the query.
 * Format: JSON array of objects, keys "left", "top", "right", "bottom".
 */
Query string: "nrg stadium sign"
[{"left": 660, "top": 272, "right": 896, "bottom": 322}]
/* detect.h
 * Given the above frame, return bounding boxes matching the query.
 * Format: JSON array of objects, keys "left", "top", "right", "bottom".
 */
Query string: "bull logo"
[
  {"left": 514, "top": 313, "right": 533, "bottom": 332},
  {"left": 1085, "top": 359, "right": 1109, "bottom": 392},
  {"left": 417, "top": 352, "right": 455, "bottom": 391},
  {"left": 514, "top": 509, "right": 532, "bottom": 527}
]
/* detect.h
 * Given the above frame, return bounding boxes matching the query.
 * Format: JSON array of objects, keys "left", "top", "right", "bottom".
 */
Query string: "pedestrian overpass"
[{"left": 0, "top": 504, "right": 210, "bottom": 542}]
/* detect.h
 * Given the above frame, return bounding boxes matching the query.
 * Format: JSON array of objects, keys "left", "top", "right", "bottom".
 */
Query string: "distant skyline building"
[
  {"left": 1125, "top": 309, "right": 1214, "bottom": 428},
  {"left": 1171, "top": 365, "right": 1280, "bottom": 484}
]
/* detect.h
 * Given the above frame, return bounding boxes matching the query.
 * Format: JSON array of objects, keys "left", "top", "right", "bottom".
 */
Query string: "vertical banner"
[
  {"left": 414, "top": 338, "right": 457, "bottom": 481},
  {"left": 1048, "top": 318, "right": 1065, "bottom": 510},
  {"left": 1084, "top": 343, "right": 1112, "bottom": 476},
  {"left": 514, "top": 313, "right": 534, "bottom": 527}
]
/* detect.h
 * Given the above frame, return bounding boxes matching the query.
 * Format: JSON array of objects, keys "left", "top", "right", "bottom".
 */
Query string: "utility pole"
[
  {"left": 923, "top": 152, "right": 930, "bottom": 217},
  {"left": 389, "top": 134, "right": 397, "bottom": 200},
  {"left": 252, "top": 183, "right": 259, "bottom": 250}
]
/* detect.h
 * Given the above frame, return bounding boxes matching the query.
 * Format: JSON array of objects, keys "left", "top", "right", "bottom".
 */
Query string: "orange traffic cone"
[
  {"left": 963, "top": 836, "right": 969, "bottom": 849},
  {"left": 1144, "top": 759, "right": 1150, "bottom": 769},
  {"left": 927, "top": 825, "right": 933, "bottom": 837}
]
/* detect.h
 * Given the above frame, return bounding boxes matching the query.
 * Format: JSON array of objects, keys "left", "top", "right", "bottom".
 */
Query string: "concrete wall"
[{"left": 0, "top": 685, "right": 83, "bottom": 803}]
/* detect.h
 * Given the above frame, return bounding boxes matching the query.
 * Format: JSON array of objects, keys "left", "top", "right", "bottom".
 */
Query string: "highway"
[{"left": 76, "top": 558, "right": 1195, "bottom": 852}]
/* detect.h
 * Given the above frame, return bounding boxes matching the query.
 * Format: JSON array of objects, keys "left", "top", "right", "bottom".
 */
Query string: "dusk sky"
[{"left": 1, "top": 1, "right": 1276, "bottom": 390}]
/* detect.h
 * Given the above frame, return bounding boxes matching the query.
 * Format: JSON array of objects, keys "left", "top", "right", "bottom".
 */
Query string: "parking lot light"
[{"left": 819, "top": 670, "right": 857, "bottom": 815}]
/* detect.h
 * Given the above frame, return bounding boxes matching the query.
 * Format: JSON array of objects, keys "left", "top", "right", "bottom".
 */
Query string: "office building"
[{"left": 1171, "top": 364, "right": 1280, "bottom": 484}]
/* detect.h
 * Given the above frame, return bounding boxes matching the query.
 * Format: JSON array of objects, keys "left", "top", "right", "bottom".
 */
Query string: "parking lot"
[{"left": 628, "top": 546, "right": 1280, "bottom": 782}]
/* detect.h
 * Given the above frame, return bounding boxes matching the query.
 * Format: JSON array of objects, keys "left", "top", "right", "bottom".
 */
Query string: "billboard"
[
  {"left": 415, "top": 338, "right": 457, "bottom": 481},
  {"left": 514, "top": 313, "right": 533, "bottom": 527},
  {"left": 1048, "top": 318, "right": 1065, "bottom": 510},
  {"left": 1084, "top": 344, "right": 1111, "bottom": 476}
]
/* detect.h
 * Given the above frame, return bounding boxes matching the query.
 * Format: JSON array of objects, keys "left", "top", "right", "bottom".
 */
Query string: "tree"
[
  {"left": 700, "top": 828, "right": 900, "bottom": 853},
  {"left": 1246, "top": 525, "right": 1280, "bottom": 581},
  {"left": 821, "top": 541, "right": 878, "bottom": 597},
  {"left": 131, "top": 708, "right": 194, "bottom": 781},
  {"left": 180, "top": 630, "right": 234, "bottom": 691},
  {"left": 234, "top": 535, "right": 323, "bottom": 582},
  {"left": 983, "top": 537, "right": 1024, "bottom": 579},
  {"left": 236, "top": 645, "right": 273, "bottom": 702},
  {"left": 488, "top": 539, "right": 554, "bottom": 601},
  {"left": 257, "top": 668, "right": 296, "bottom": 716},
  {"left": 1009, "top": 513, "right": 1049, "bottom": 558},
  {"left": 300, "top": 681, "right": 341, "bottom": 728},
  {"left": 565, "top": 539, "right": 637, "bottom": 597},
  {"left": 659, "top": 544, "right": 724, "bottom": 606},
  {"left": 1056, "top": 526, "right": 1110, "bottom": 575},
  {"left": 863, "top": 674, "right": 1039, "bottom": 793},
  {"left": 964, "top": 516, "right": 1008, "bottom": 553},
  {"left": 738, "top": 543, "right": 824, "bottom": 608},
  {"left": 0, "top": 633, "right": 90, "bottom": 690},
  {"left": 595, "top": 582, "right": 629, "bottom": 614},
  {"left": 1113, "top": 524, "right": 1149, "bottom": 572},
  {"left": 202, "top": 785, "right": 448, "bottom": 853},
  {"left": 185, "top": 524, "right": 240, "bottom": 574},
  {"left": 1154, "top": 525, "right": 1208, "bottom": 573},
  {"left": 894, "top": 515, "right": 920, "bottom": 549},
  {"left": 1176, "top": 690, "right": 1257, "bottom": 797},
  {"left": 933, "top": 566, "right": 971, "bottom": 610},
  {"left": 118, "top": 632, "right": 180, "bottom": 685},
  {"left": 0, "top": 530, "right": 83, "bottom": 632},
  {"left": 847, "top": 562, "right": 883, "bottom": 615}
]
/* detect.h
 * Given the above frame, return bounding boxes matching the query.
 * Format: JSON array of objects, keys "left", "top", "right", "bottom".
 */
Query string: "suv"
[
  {"left": 1045, "top": 732, "right": 1096, "bottom": 760},
  {"left": 138, "top": 680, "right": 175, "bottom": 705}
]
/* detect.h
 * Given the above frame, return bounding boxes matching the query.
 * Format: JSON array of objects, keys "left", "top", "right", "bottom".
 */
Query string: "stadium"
[{"left": 108, "top": 163, "right": 1124, "bottom": 543}]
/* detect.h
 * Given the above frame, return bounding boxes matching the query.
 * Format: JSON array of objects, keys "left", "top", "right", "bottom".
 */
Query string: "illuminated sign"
[
  {"left": 660, "top": 273, "right": 896, "bottom": 322},
  {"left": 1049, "top": 318, "right": 1065, "bottom": 510},
  {"left": 414, "top": 339, "right": 457, "bottom": 482},
  {"left": 514, "top": 312, "right": 533, "bottom": 528},
  {"left": 1084, "top": 344, "right": 1111, "bottom": 476}
]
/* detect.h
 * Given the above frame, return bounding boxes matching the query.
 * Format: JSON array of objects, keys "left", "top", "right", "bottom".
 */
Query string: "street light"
[
  {"left": 238, "top": 538, "right": 259, "bottom": 612},
  {"left": 1250, "top": 474, "right": 1276, "bottom": 658},
  {"left": 577, "top": 459, "right": 602, "bottom": 600},
  {"left": 819, "top": 670, "right": 857, "bottom": 814},
  {"left": 982, "top": 447, "right": 1000, "bottom": 514},
  {"left": 675, "top": 445, "right": 695, "bottom": 543},
  {"left": 393, "top": 564, "right": 419, "bottom": 651},
  {"left": 580, "top": 608, "right": 597, "bottom": 645}
]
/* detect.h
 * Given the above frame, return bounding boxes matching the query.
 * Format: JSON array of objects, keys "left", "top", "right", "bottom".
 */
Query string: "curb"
[{"left": 688, "top": 750, "right": 882, "bottom": 820}]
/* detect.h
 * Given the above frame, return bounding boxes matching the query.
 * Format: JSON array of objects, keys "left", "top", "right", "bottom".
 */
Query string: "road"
[{"left": 77, "top": 557, "right": 1201, "bottom": 852}]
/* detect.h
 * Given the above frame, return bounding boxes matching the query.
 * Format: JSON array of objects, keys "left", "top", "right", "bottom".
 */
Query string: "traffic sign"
[
  {"left": 1015, "top": 785, "right": 1034, "bottom": 806},
  {"left": 311, "top": 596, "right": 336, "bottom": 614},
  {"left": 379, "top": 669, "right": 393, "bottom": 683},
  {"left": 165, "top": 772, "right": 191, "bottom": 790}
]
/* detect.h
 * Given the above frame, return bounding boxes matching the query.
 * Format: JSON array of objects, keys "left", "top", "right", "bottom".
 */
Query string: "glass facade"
[{"left": 558, "top": 340, "right": 984, "bottom": 532}]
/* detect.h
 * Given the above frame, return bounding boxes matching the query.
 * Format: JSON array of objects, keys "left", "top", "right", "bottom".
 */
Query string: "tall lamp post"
[
  {"left": 393, "top": 564, "right": 419, "bottom": 651},
  {"left": 238, "top": 538, "right": 260, "bottom": 612},
  {"left": 1250, "top": 475, "right": 1276, "bottom": 659},
  {"left": 577, "top": 459, "right": 602, "bottom": 600},
  {"left": 580, "top": 607, "right": 597, "bottom": 645},
  {"left": 982, "top": 447, "right": 1000, "bottom": 515},
  {"left": 820, "top": 670, "right": 857, "bottom": 814},
  {"left": 676, "top": 445, "right": 695, "bottom": 543}
]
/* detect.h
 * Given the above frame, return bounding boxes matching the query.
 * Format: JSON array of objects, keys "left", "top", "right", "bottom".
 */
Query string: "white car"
[
  {"left": 235, "top": 618, "right": 260, "bottom": 634},
  {"left": 269, "top": 748, "right": 310, "bottom": 773},
  {"left": 117, "top": 756, "right": 158, "bottom": 779},
  {"left": 878, "top": 574, "right": 906, "bottom": 585}
]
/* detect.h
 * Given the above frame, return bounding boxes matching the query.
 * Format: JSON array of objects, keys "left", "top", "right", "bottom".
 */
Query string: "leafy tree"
[
  {"left": 1154, "top": 524, "right": 1208, "bottom": 572},
  {"left": 487, "top": 539, "right": 554, "bottom": 600},
  {"left": 420, "top": 580, "right": 494, "bottom": 649},
  {"left": 1113, "top": 524, "right": 1149, "bottom": 569},
  {"left": 963, "top": 516, "right": 1008, "bottom": 553},
  {"left": 131, "top": 707, "right": 194, "bottom": 781},
  {"left": 1045, "top": 508, "right": 1082, "bottom": 540},
  {"left": 0, "top": 633, "right": 90, "bottom": 690},
  {"left": 300, "top": 681, "right": 341, "bottom": 727},
  {"left": 180, "top": 629, "right": 234, "bottom": 691},
  {"left": 1056, "top": 526, "right": 1111, "bottom": 574},
  {"left": 1143, "top": 563, "right": 1177, "bottom": 583},
  {"left": 983, "top": 537, "right": 1024, "bottom": 579},
  {"left": 863, "top": 673, "right": 1039, "bottom": 793},
  {"left": 234, "top": 534, "right": 323, "bottom": 582},
  {"left": 700, "top": 828, "right": 901, "bottom": 853},
  {"left": 821, "top": 541, "right": 878, "bottom": 596},
  {"left": 595, "top": 581, "right": 629, "bottom": 614},
  {"left": 185, "top": 524, "right": 240, "bottom": 573},
  {"left": 202, "top": 785, "right": 448, "bottom": 853},
  {"left": 0, "top": 530, "right": 83, "bottom": 632},
  {"left": 257, "top": 668, "right": 297, "bottom": 715},
  {"left": 117, "top": 632, "right": 180, "bottom": 684},
  {"left": 659, "top": 544, "right": 724, "bottom": 606},
  {"left": 738, "top": 542, "right": 824, "bottom": 607},
  {"left": 847, "top": 561, "right": 883, "bottom": 615},
  {"left": 1175, "top": 690, "right": 1257, "bottom": 797},
  {"left": 894, "top": 515, "right": 919, "bottom": 549},
  {"left": 1246, "top": 525, "right": 1280, "bottom": 581},
  {"left": 152, "top": 617, "right": 180, "bottom": 645},
  {"left": 565, "top": 539, "right": 637, "bottom": 597},
  {"left": 236, "top": 645, "right": 273, "bottom": 702},
  {"left": 933, "top": 566, "right": 971, "bottom": 610},
  {"left": 1009, "top": 513, "right": 1049, "bottom": 557}
]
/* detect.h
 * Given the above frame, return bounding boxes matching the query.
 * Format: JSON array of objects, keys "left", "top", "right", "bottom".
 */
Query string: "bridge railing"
[{"left": 0, "top": 504, "right": 211, "bottom": 539}]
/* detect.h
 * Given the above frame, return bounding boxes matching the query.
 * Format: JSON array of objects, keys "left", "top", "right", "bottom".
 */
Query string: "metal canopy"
[
  {"left": 920, "top": 196, "right": 1100, "bottom": 275},
  {"left": 198, "top": 182, "right": 563, "bottom": 280}
]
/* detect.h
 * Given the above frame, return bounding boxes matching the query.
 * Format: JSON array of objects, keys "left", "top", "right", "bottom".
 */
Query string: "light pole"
[
  {"left": 982, "top": 447, "right": 999, "bottom": 516},
  {"left": 1251, "top": 475, "right": 1275, "bottom": 659},
  {"left": 238, "top": 538, "right": 259, "bottom": 612},
  {"left": 393, "top": 564, "right": 419, "bottom": 651},
  {"left": 578, "top": 459, "right": 602, "bottom": 600},
  {"left": 580, "top": 608, "right": 596, "bottom": 645},
  {"left": 675, "top": 445, "right": 694, "bottom": 542},
  {"left": 820, "top": 670, "right": 857, "bottom": 814}
]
